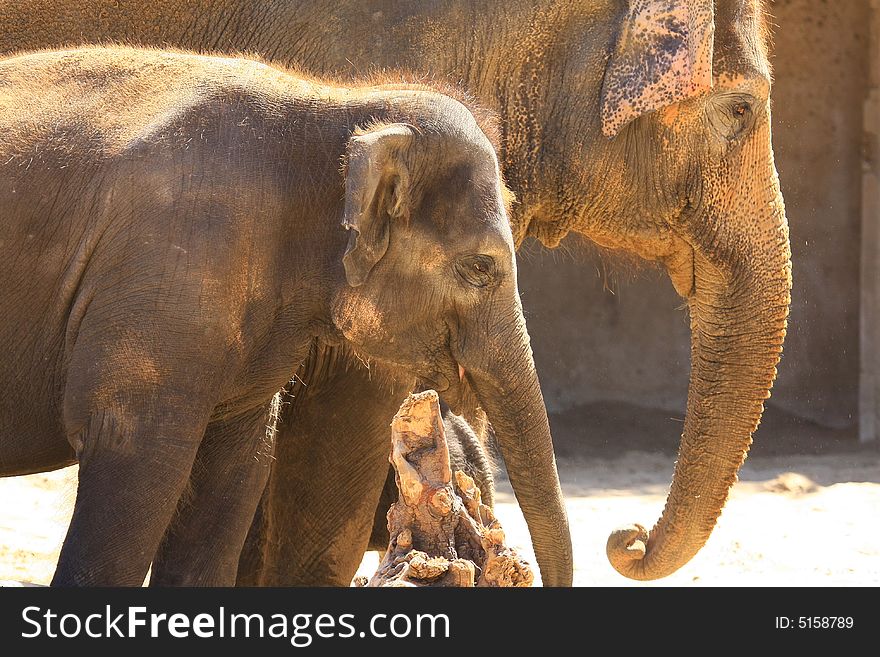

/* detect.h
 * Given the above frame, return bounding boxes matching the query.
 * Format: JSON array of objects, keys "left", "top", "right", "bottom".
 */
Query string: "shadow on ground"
[
  {"left": 546, "top": 400, "right": 865, "bottom": 459},
  {"left": 491, "top": 400, "right": 880, "bottom": 497}
]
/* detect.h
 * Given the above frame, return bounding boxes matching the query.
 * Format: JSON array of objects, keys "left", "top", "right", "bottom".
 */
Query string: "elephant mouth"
[{"left": 416, "top": 360, "right": 470, "bottom": 416}]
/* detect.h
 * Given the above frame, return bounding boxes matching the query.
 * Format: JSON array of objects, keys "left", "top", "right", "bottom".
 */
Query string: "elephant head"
[
  {"left": 330, "top": 111, "right": 573, "bottom": 586},
  {"left": 563, "top": 0, "right": 790, "bottom": 579}
]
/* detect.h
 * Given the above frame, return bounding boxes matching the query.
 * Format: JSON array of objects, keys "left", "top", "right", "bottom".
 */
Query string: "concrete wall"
[
  {"left": 861, "top": 0, "right": 880, "bottom": 441},
  {"left": 517, "top": 0, "right": 870, "bottom": 433}
]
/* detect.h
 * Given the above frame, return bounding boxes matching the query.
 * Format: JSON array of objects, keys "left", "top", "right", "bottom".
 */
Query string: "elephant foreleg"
[
  {"left": 240, "top": 357, "right": 408, "bottom": 586},
  {"left": 150, "top": 404, "right": 275, "bottom": 586},
  {"left": 56, "top": 325, "right": 218, "bottom": 586}
]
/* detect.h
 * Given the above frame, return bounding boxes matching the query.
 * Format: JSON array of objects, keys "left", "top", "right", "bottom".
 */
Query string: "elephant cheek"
[{"left": 331, "top": 290, "right": 388, "bottom": 345}]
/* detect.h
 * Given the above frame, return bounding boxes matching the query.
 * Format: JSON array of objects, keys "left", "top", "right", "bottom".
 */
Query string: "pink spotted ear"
[{"left": 601, "top": 0, "right": 714, "bottom": 137}]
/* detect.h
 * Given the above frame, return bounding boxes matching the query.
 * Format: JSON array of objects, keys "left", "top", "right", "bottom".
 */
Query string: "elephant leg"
[
  {"left": 150, "top": 403, "right": 275, "bottom": 586},
  {"left": 367, "top": 468, "right": 397, "bottom": 552},
  {"left": 55, "top": 344, "right": 215, "bottom": 586},
  {"left": 54, "top": 416, "right": 205, "bottom": 586},
  {"left": 236, "top": 481, "right": 271, "bottom": 586},
  {"left": 242, "top": 354, "right": 408, "bottom": 586},
  {"left": 49, "top": 288, "right": 254, "bottom": 587}
]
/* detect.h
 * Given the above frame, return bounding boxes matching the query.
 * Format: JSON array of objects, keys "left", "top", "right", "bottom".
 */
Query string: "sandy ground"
[{"left": 2, "top": 435, "right": 878, "bottom": 587}]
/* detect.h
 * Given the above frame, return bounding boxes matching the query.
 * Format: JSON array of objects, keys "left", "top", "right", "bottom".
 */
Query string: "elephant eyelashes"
[{"left": 455, "top": 255, "right": 496, "bottom": 287}]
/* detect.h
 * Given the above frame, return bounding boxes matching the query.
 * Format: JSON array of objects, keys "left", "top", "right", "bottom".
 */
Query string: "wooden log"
[{"left": 361, "top": 390, "right": 533, "bottom": 587}]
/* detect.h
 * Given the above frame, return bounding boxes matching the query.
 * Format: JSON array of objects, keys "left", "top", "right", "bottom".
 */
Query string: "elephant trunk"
[
  {"left": 461, "top": 313, "right": 573, "bottom": 586},
  {"left": 608, "top": 128, "right": 792, "bottom": 580}
]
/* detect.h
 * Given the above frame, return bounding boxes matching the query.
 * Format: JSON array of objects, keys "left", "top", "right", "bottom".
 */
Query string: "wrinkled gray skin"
[
  {"left": 0, "top": 47, "right": 567, "bottom": 586},
  {"left": 1, "top": 0, "right": 791, "bottom": 583}
]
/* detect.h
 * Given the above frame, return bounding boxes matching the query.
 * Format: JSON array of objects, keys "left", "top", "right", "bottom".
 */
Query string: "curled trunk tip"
[{"left": 606, "top": 524, "right": 652, "bottom": 580}]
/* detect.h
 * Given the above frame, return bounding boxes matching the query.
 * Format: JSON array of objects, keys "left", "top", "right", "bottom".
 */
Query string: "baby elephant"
[{"left": 0, "top": 46, "right": 569, "bottom": 586}]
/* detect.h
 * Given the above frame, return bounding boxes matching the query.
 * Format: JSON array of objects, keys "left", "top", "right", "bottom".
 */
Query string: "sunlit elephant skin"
[
  {"left": 0, "top": 0, "right": 791, "bottom": 582},
  {"left": 0, "top": 46, "right": 568, "bottom": 586}
]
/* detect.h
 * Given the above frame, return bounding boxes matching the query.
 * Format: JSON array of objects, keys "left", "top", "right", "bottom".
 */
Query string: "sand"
[{"left": 2, "top": 441, "right": 878, "bottom": 587}]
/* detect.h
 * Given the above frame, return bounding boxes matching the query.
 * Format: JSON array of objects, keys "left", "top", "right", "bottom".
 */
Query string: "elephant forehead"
[
  {"left": 712, "top": 72, "right": 770, "bottom": 97},
  {"left": 468, "top": 225, "right": 515, "bottom": 257}
]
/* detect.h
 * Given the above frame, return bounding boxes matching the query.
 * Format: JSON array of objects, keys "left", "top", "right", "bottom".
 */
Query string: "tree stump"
[{"left": 361, "top": 390, "right": 533, "bottom": 587}]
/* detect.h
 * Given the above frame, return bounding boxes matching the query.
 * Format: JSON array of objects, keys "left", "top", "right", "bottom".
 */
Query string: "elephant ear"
[
  {"left": 600, "top": 0, "right": 714, "bottom": 137},
  {"left": 341, "top": 123, "right": 413, "bottom": 287}
]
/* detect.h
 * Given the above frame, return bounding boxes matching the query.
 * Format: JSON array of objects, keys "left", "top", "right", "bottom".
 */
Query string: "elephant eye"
[
  {"left": 708, "top": 93, "right": 757, "bottom": 148},
  {"left": 455, "top": 255, "right": 496, "bottom": 287},
  {"left": 732, "top": 101, "right": 750, "bottom": 118},
  {"left": 726, "top": 99, "right": 755, "bottom": 142}
]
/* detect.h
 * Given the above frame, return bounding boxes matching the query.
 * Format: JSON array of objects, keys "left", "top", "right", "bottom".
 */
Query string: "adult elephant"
[{"left": 1, "top": 0, "right": 791, "bottom": 583}]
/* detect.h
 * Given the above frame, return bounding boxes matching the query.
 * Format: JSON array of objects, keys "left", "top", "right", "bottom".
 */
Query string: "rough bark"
[{"left": 359, "top": 390, "right": 533, "bottom": 588}]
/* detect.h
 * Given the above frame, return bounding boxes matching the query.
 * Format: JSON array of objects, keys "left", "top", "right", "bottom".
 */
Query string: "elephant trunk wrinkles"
[
  {"left": 608, "top": 131, "right": 792, "bottom": 581},
  {"left": 464, "top": 318, "right": 573, "bottom": 587}
]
